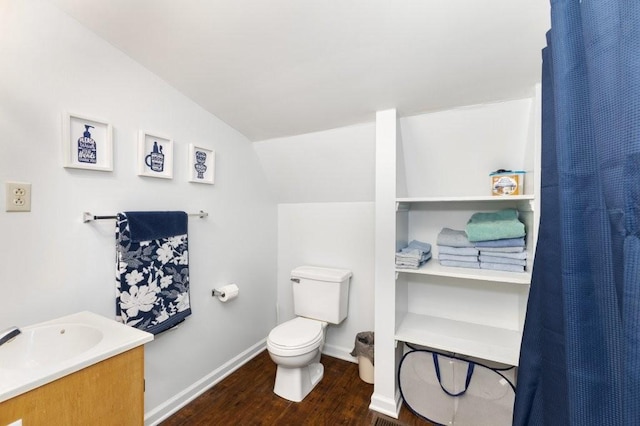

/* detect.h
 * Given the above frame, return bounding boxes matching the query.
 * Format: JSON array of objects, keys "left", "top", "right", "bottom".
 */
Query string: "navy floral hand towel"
[{"left": 116, "top": 211, "right": 191, "bottom": 334}]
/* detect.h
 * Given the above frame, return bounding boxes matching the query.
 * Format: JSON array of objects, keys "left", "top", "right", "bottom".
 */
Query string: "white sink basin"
[
  {"left": 0, "top": 324, "right": 104, "bottom": 370},
  {"left": 0, "top": 311, "right": 153, "bottom": 403}
]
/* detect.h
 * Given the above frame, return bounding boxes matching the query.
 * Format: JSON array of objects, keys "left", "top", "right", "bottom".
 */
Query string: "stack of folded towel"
[
  {"left": 396, "top": 240, "right": 432, "bottom": 269},
  {"left": 465, "top": 208, "right": 527, "bottom": 273},
  {"left": 436, "top": 228, "right": 479, "bottom": 269},
  {"left": 475, "top": 237, "right": 527, "bottom": 272}
]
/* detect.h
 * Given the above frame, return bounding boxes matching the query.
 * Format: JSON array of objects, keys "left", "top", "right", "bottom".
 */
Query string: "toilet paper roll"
[{"left": 217, "top": 284, "right": 239, "bottom": 302}]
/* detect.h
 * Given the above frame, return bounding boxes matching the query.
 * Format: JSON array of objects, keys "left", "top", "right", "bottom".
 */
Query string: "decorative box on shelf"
[{"left": 490, "top": 169, "right": 525, "bottom": 196}]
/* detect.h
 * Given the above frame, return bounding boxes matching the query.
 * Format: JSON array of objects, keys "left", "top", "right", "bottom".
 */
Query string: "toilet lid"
[{"left": 268, "top": 317, "right": 324, "bottom": 350}]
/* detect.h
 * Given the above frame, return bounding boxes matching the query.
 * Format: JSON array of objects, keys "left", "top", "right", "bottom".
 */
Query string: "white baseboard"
[
  {"left": 322, "top": 342, "right": 358, "bottom": 363},
  {"left": 369, "top": 389, "right": 402, "bottom": 419},
  {"left": 144, "top": 339, "right": 267, "bottom": 426}
]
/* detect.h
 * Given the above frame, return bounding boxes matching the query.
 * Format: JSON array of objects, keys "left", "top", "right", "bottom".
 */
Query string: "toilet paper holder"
[
  {"left": 212, "top": 283, "right": 240, "bottom": 302},
  {"left": 211, "top": 288, "right": 226, "bottom": 298}
]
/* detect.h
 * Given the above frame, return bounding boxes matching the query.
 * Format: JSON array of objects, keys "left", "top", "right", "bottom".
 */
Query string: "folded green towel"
[{"left": 465, "top": 208, "right": 525, "bottom": 242}]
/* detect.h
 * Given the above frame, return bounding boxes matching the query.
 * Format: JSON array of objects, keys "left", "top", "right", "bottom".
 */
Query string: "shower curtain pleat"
[{"left": 514, "top": 1, "right": 640, "bottom": 424}]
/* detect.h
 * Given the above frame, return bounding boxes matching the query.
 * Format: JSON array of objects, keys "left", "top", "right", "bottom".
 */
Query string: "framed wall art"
[
  {"left": 188, "top": 144, "right": 215, "bottom": 184},
  {"left": 138, "top": 131, "right": 173, "bottom": 179},
  {"left": 62, "top": 112, "right": 113, "bottom": 171}
]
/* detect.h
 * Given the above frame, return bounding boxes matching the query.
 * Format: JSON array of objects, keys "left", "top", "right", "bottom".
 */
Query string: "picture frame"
[
  {"left": 62, "top": 112, "right": 113, "bottom": 171},
  {"left": 138, "top": 131, "right": 173, "bottom": 179},
  {"left": 188, "top": 144, "right": 215, "bottom": 184}
]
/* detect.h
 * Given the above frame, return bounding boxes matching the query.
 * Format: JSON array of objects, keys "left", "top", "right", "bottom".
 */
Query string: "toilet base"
[{"left": 273, "top": 362, "right": 324, "bottom": 402}]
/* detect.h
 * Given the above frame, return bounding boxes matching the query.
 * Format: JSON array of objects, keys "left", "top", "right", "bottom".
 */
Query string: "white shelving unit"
[
  {"left": 371, "top": 89, "right": 541, "bottom": 417},
  {"left": 394, "top": 196, "right": 535, "bottom": 366}
]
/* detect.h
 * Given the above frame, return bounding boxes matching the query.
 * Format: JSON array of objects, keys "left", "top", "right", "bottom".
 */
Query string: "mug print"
[
  {"left": 145, "top": 141, "right": 165, "bottom": 173},
  {"left": 138, "top": 131, "right": 173, "bottom": 179}
]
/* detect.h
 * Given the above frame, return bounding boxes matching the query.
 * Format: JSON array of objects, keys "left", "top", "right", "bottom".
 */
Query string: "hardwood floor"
[{"left": 160, "top": 350, "right": 432, "bottom": 426}]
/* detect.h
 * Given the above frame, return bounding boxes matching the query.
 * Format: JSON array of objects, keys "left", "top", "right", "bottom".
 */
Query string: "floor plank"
[{"left": 160, "top": 350, "right": 432, "bottom": 425}]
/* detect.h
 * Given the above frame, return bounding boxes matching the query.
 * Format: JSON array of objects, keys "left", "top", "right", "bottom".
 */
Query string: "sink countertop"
[{"left": 0, "top": 311, "right": 154, "bottom": 403}]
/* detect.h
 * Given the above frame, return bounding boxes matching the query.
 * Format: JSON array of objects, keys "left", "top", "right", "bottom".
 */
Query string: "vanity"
[{"left": 0, "top": 311, "right": 153, "bottom": 425}]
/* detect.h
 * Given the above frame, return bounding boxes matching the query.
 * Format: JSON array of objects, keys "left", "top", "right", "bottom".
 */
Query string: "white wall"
[
  {"left": 253, "top": 122, "right": 375, "bottom": 203},
  {"left": 399, "top": 99, "right": 533, "bottom": 197},
  {"left": 277, "top": 202, "right": 375, "bottom": 359},
  {"left": 254, "top": 123, "right": 376, "bottom": 359},
  {"left": 0, "top": 1, "right": 277, "bottom": 422}
]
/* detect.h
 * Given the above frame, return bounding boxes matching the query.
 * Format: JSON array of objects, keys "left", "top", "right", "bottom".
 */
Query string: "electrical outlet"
[{"left": 5, "top": 181, "right": 31, "bottom": 212}]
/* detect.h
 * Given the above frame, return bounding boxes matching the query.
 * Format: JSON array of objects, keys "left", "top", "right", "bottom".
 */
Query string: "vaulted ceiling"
[{"left": 50, "top": 0, "right": 550, "bottom": 141}]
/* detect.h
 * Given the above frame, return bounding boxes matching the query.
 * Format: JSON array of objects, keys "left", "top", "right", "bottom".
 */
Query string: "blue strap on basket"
[{"left": 433, "top": 352, "right": 475, "bottom": 397}]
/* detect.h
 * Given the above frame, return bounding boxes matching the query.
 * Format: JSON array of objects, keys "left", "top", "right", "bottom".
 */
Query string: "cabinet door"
[{"left": 0, "top": 347, "right": 145, "bottom": 425}]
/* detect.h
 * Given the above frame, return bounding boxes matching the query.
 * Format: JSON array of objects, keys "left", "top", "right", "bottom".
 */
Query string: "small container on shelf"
[{"left": 490, "top": 169, "right": 525, "bottom": 196}]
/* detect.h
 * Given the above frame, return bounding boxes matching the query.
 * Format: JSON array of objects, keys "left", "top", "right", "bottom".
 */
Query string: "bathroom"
[{"left": 0, "top": 1, "right": 549, "bottom": 425}]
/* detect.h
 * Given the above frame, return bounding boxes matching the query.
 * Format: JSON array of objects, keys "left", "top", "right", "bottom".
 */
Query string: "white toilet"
[{"left": 267, "top": 265, "right": 352, "bottom": 402}]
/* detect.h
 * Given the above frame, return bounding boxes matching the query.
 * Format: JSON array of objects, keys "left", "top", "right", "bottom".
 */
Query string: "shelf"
[
  {"left": 395, "top": 312, "right": 522, "bottom": 366},
  {"left": 396, "top": 260, "right": 531, "bottom": 285},
  {"left": 397, "top": 195, "right": 534, "bottom": 203},
  {"left": 396, "top": 195, "right": 536, "bottom": 212}
]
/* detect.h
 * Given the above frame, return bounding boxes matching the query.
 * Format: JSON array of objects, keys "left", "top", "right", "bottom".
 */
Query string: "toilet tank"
[{"left": 291, "top": 266, "right": 352, "bottom": 324}]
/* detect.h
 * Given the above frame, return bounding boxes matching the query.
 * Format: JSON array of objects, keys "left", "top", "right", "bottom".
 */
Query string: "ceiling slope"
[{"left": 50, "top": 0, "right": 550, "bottom": 141}]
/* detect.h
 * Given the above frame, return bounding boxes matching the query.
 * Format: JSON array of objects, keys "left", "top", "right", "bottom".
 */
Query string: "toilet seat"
[{"left": 267, "top": 317, "right": 324, "bottom": 357}]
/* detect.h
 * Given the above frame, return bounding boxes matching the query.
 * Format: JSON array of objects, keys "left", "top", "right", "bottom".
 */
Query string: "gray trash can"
[{"left": 350, "top": 331, "right": 374, "bottom": 384}]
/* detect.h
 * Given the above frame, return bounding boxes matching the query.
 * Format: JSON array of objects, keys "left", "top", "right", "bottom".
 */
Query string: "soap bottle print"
[
  {"left": 145, "top": 141, "right": 165, "bottom": 172},
  {"left": 194, "top": 150, "right": 208, "bottom": 179},
  {"left": 77, "top": 124, "right": 97, "bottom": 164}
]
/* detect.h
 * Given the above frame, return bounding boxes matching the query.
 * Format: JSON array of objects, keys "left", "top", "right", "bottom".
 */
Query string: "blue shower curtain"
[{"left": 514, "top": 1, "right": 640, "bottom": 425}]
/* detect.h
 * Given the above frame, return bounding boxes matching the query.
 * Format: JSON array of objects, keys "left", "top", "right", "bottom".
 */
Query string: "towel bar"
[{"left": 83, "top": 210, "right": 208, "bottom": 223}]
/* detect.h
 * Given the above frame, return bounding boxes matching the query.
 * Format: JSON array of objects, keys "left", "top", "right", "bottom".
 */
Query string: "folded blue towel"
[
  {"left": 396, "top": 252, "right": 432, "bottom": 269},
  {"left": 439, "top": 253, "right": 479, "bottom": 263},
  {"left": 406, "top": 240, "right": 432, "bottom": 253},
  {"left": 479, "top": 255, "right": 527, "bottom": 266},
  {"left": 396, "top": 249, "right": 430, "bottom": 261},
  {"left": 476, "top": 246, "right": 526, "bottom": 253},
  {"left": 396, "top": 239, "right": 432, "bottom": 269},
  {"left": 438, "top": 246, "right": 479, "bottom": 256},
  {"left": 439, "top": 259, "right": 480, "bottom": 269},
  {"left": 480, "top": 262, "right": 525, "bottom": 273},
  {"left": 116, "top": 211, "right": 191, "bottom": 335},
  {"left": 465, "top": 209, "right": 526, "bottom": 242},
  {"left": 479, "top": 250, "right": 527, "bottom": 260},
  {"left": 436, "top": 228, "right": 474, "bottom": 248},
  {"left": 474, "top": 237, "right": 526, "bottom": 248}
]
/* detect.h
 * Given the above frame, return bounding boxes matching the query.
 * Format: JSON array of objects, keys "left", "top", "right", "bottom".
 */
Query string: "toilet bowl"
[
  {"left": 267, "top": 265, "right": 352, "bottom": 402},
  {"left": 267, "top": 317, "right": 327, "bottom": 402}
]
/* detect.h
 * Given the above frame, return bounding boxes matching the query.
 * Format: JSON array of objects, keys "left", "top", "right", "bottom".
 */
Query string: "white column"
[{"left": 369, "top": 109, "right": 402, "bottom": 417}]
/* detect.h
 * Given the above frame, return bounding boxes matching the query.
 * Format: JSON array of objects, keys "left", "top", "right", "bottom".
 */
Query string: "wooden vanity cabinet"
[{"left": 0, "top": 346, "right": 144, "bottom": 425}]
